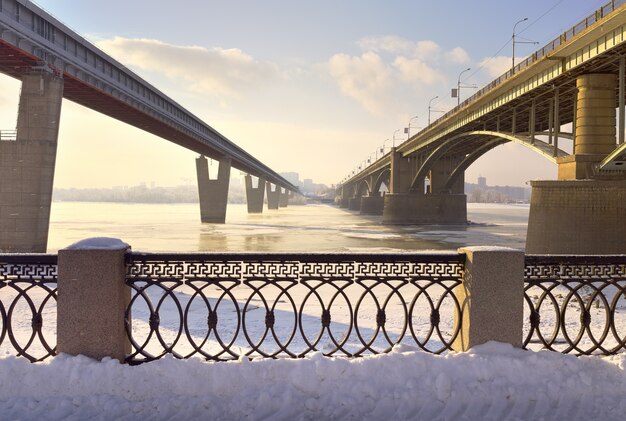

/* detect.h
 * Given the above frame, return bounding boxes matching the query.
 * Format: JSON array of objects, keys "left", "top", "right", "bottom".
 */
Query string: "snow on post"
[
  {"left": 57, "top": 237, "right": 131, "bottom": 362},
  {"left": 453, "top": 246, "right": 524, "bottom": 351}
]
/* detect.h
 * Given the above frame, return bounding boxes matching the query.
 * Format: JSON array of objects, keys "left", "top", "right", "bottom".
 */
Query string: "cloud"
[
  {"left": 445, "top": 47, "right": 470, "bottom": 64},
  {"left": 393, "top": 56, "right": 444, "bottom": 85},
  {"left": 357, "top": 36, "right": 442, "bottom": 60},
  {"left": 97, "top": 37, "right": 281, "bottom": 98},
  {"left": 478, "top": 56, "right": 511, "bottom": 78},
  {"left": 327, "top": 52, "right": 392, "bottom": 114}
]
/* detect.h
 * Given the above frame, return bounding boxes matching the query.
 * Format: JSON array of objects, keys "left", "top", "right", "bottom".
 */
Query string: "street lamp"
[
  {"left": 512, "top": 17, "right": 527, "bottom": 71},
  {"left": 428, "top": 96, "right": 439, "bottom": 125},
  {"left": 454, "top": 67, "right": 471, "bottom": 106},
  {"left": 392, "top": 129, "right": 402, "bottom": 147},
  {"left": 405, "top": 115, "right": 419, "bottom": 138},
  {"left": 381, "top": 138, "right": 391, "bottom": 155}
]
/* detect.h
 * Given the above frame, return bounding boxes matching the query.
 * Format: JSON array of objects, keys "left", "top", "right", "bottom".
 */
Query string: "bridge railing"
[
  {"left": 431, "top": 0, "right": 626, "bottom": 132},
  {"left": 2, "top": 247, "right": 626, "bottom": 364}
]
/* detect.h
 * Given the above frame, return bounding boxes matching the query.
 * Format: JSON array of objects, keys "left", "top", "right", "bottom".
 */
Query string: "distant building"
[
  {"left": 477, "top": 176, "right": 487, "bottom": 189},
  {"left": 280, "top": 172, "right": 300, "bottom": 187}
]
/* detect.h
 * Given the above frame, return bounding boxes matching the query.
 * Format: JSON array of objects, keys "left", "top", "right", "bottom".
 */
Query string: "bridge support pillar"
[
  {"left": 266, "top": 184, "right": 280, "bottom": 209},
  {"left": 360, "top": 193, "right": 384, "bottom": 215},
  {"left": 279, "top": 189, "right": 289, "bottom": 208},
  {"left": 348, "top": 196, "right": 362, "bottom": 211},
  {"left": 245, "top": 175, "right": 265, "bottom": 213},
  {"left": 382, "top": 193, "right": 467, "bottom": 225},
  {"left": 558, "top": 73, "right": 618, "bottom": 180},
  {"left": 0, "top": 71, "right": 63, "bottom": 252},
  {"left": 526, "top": 180, "right": 626, "bottom": 254},
  {"left": 196, "top": 156, "right": 231, "bottom": 223}
]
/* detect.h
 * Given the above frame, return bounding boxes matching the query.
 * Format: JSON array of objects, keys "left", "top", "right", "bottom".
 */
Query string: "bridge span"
[
  {"left": 338, "top": 0, "right": 626, "bottom": 254},
  {"left": 0, "top": 0, "right": 297, "bottom": 252}
]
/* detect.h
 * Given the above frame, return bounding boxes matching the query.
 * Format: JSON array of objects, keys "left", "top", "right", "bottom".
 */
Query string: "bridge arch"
[
  {"left": 373, "top": 168, "right": 391, "bottom": 193},
  {"left": 355, "top": 178, "right": 371, "bottom": 197},
  {"left": 409, "top": 130, "right": 568, "bottom": 191}
]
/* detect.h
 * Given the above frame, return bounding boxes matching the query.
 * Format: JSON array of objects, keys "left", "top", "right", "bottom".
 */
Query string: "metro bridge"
[
  {"left": 0, "top": 0, "right": 297, "bottom": 252},
  {"left": 337, "top": 0, "right": 626, "bottom": 255}
]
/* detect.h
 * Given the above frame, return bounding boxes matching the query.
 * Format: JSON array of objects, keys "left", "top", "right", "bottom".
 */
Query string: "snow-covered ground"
[{"left": 1, "top": 343, "right": 626, "bottom": 420}]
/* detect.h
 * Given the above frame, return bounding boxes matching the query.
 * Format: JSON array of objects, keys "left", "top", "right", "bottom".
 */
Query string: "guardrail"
[
  {"left": 2, "top": 248, "right": 625, "bottom": 364},
  {"left": 125, "top": 253, "right": 465, "bottom": 363},
  {"left": 523, "top": 255, "right": 626, "bottom": 355}
]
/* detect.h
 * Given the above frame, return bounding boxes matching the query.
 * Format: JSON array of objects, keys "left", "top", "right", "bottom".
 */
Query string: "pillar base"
[
  {"left": 526, "top": 180, "right": 626, "bottom": 254},
  {"left": 556, "top": 154, "right": 626, "bottom": 180},
  {"left": 382, "top": 193, "right": 467, "bottom": 225},
  {"left": 348, "top": 197, "right": 361, "bottom": 211},
  {"left": 339, "top": 196, "right": 350, "bottom": 208},
  {"left": 360, "top": 195, "right": 384, "bottom": 215}
]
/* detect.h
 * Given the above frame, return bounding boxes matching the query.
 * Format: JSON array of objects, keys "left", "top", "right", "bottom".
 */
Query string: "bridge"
[
  {"left": 337, "top": 0, "right": 626, "bottom": 255},
  {"left": 0, "top": 0, "right": 298, "bottom": 252}
]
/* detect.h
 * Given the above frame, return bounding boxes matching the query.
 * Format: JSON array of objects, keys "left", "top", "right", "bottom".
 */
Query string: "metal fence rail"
[
  {"left": 125, "top": 253, "right": 465, "bottom": 363},
  {"left": 523, "top": 255, "right": 626, "bottom": 355},
  {"left": 0, "top": 254, "right": 57, "bottom": 362}
]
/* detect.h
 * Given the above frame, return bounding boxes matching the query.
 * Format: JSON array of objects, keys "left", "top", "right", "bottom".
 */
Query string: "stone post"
[
  {"left": 453, "top": 247, "right": 524, "bottom": 351},
  {"left": 57, "top": 238, "right": 131, "bottom": 362}
]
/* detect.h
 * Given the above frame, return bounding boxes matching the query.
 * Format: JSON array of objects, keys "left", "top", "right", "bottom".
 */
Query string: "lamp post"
[
  {"left": 406, "top": 115, "right": 419, "bottom": 138},
  {"left": 428, "top": 96, "right": 439, "bottom": 125},
  {"left": 512, "top": 17, "right": 528, "bottom": 72},
  {"left": 381, "top": 138, "right": 391, "bottom": 155},
  {"left": 456, "top": 67, "right": 471, "bottom": 106},
  {"left": 392, "top": 129, "right": 402, "bottom": 147}
]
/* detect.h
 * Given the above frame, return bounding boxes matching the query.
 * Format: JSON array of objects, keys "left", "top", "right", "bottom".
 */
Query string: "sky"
[{"left": 0, "top": 0, "right": 607, "bottom": 188}]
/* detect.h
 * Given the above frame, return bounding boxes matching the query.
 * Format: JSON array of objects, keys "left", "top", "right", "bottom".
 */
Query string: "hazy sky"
[{"left": 0, "top": 0, "right": 604, "bottom": 188}]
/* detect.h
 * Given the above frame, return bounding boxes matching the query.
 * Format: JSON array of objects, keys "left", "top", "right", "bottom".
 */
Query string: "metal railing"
[
  {"left": 523, "top": 255, "right": 626, "bottom": 355},
  {"left": 0, "top": 254, "right": 57, "bottom": 362},
  {"left": 125, "top": 252, "right": 465, "bottom": 363},
  {"left": 0, "top": 130, "right": 17, "bottom": 141}
]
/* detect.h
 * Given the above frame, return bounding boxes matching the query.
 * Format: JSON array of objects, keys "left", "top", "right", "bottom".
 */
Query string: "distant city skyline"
[{"left": 0, "top": 0, "right": 603, "bottom": 188}]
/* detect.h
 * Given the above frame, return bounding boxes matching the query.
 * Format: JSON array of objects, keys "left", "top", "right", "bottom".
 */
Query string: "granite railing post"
[
  {"left": 453, "top": 247, "right": 525, "bottom": 351},
  {"left": 57, "top": 238, "right": 131, "bottom": 362}
]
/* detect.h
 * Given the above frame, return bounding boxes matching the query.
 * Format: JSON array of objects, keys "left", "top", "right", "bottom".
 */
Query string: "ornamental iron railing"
[
  {"left": 523, "top": 255, "right": 626, "bottom": 355},
  {"left": 0, "top": 254, "right": 57, "bottom": 362},
  {"left": 125, "top": 253, "right": 465, "bottom": 363}
]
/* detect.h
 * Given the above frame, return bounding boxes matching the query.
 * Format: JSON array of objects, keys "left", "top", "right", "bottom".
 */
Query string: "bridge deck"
[{"left": 0, "top": 0, "right": 296, "bottom": 191}]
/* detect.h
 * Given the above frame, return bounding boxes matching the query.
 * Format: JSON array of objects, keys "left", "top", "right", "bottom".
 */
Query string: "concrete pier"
[
  {"left": 360, "top": 194, "right": 384, "bottom": 215},
  {"left": 266, "top": 184, "right": 280, "bottom": 210},
  {"left": 348, "top": 196, "right": 362, "bottom": 211},
  {"left": 245, "top": 175, "right": 265, "bottom": 213},
  {"left": 279, "top": 189, "right": 289, "bottom": 208},
  {"left": 0, "top": 71, "right": 63, "bottom": 252},
  {"left": 382, "top": 193, "right": 467, "bottom": 225},
  {"left": 526, "top": 180, "right": 626, "bottom": 254},
  {"left": 196, "top": 156, "right": 231, "bottom": 223}
]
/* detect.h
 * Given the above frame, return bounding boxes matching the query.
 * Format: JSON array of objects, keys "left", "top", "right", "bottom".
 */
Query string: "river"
[{"left": 47, "top": 202, "right": 530, "bottom": 252}]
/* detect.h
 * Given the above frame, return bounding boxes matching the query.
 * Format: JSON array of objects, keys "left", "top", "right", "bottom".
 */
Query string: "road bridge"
[
  {"left": 0, "top": 0, "right": 298, "bottom": 252},
  {"left": 338, "top": 0, "right": 626, "bottom": 254}
]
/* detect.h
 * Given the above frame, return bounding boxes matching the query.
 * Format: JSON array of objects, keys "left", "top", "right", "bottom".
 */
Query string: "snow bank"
[{"left": 1, "top": 342, "right": 625, "bottom": 420}]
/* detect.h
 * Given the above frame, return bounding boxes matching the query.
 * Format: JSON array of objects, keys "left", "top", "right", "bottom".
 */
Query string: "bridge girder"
[{"left": 409, "top": 130, "right": 568, "bottom": 191}]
